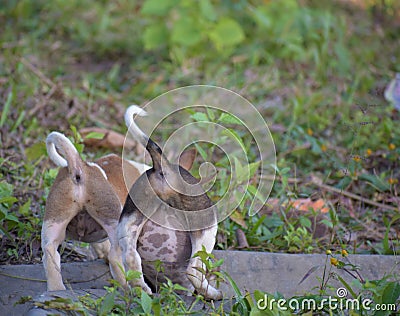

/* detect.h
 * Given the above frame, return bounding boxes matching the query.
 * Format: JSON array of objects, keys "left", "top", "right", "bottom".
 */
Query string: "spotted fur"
[{"left": 118, "top": 106, "right": 222, "bottom": 300}]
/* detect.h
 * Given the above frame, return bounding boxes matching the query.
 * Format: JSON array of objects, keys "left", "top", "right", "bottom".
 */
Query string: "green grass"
[
  {"left": 1, "top": 0, "right": 399, "bottom": 258},
  {"left": 1, "top": 0, "right": 400, "bottom": 313}
]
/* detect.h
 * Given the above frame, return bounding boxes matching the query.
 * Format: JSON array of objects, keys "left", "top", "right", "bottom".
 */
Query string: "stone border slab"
[{"left": 0, "top": 251, "right": 398, "bottom": 314}]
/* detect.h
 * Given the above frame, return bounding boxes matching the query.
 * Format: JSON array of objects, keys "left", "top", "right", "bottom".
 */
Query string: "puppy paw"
[
  {"left": 205, "top": 287, "right": 223, "bottom": 301},
  {"left": 47, "top": 283, "right": 66, "bottom": 291},
  {"left": 130, "top": 280, "right": 152, "bottom": 295},
  {"left": 141, "top": 282, "right": 153, "bottom": 295}
]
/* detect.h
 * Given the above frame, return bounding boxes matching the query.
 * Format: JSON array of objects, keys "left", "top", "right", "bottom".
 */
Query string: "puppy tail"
[
  {"left": 124, "top": 105, "right": 164, "bottom": 170},
  {"left": 46, "top": 132, "right": 84, "bottom": 184},
  {"left": 124, "top": 105, "right": 150, "bottom": 147}
]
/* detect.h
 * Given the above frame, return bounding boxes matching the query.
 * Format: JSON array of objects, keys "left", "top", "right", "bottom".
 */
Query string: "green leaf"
[
  {"left": 249, "top": 160, "right": 261, "bottom": 177},
  {"left": 107, "top": 63, "right": 121, "bottom": 83},
  {"left": 0, "top": 182, "right": 13, "bottom": 199},
  {"left": 359, "top": 173, "right": 389, "bottom": 192},
  {"left": 206, "top": 107, "right": 215, "bottom": 121},
  {"left": 335, "top": 176, "right": 352, "bottom": 190},
  {"left": 74, "top": 143, "right": 84, "bottom": 154},
  {"left": 99, "top": 292, "right": 115, "bottom": 316},
  {"left": 218, "top": 112, "right": 242, "bottom": 125},
  {"left": 141, "top": 291, "right": 153, "bottom": 314},
  {"left": 25, "top": 141, "right": 47, "bottom": 162},
  {"left": 251, "top": 6, "right": 272, "bottom": 29},
  {"left": 222, "top": 128, "right": 246, "bottom": 152},
  {"left": 171, "top": 16, "right": 202, "bottom": 46},
  {"left": 299, "top": 216, "right": 312, "bottom": 228},
  {"left": 70, "top": 125, "right": 81, "bottom": 142},
  {"left": 126, "top": 269, "right": 142, "bottom": 281},
  {"left": 279, "top": 167, "right": 290, "bottom": 175},
  {"left": 5, "top": 213, "right": 19, "bottom": 222},
  {"left": 298, "top": 265, "right": 320, "bottom": 285},
  {"left": 172, "top": 283, "right": 189, "bottom": 292},
  {"left": 381, "top": 281, "right": 400, "bottom": 304},
  {"left": 152, "top": 298, "right": 161, "bottom": 316},
  {"left": 383, "top": 215, "right": 400, "bottom": 254},
  {"left": 141, "top": 0, "right": 175, "bottom": 16},
  {"left": 143, "top": 23, "right": 168, "bottom": 50},
  {"left": 234, "top": 156, "right": 249, "bottom": 183},
  {"left": 320, "top": 218, "right": 333, "bottom": 228},
  {"left": 0, "top": 196, "right": 18, "bottom": 205},
  {"left": 200, "top": 0, "right": 216, "bottom": 21},
  {"left": 213, "top": 258, "right": 224, "bottom": 268},
  {"left": 194, "top": 143, "right": 208, "bottom": 161},
  {"left": 193, "top": 248, "right": 209, "bottom": 263},
  {"left": 84, "top": 131, "right": 105, "bottom": 140},
  {"left": 190, "top": 112, "right": 209, "bottom": 122},
  {"left": 336, "top": 275, "right": 357, "bottom": 298},
  {"left": 249, "top": 214, "right": 266, "bottom": 235},
  {"left": 247, "top": 184, "right": 264, "bottom": 202},
  {"left": 19, "top": 199, "right": 31, "bottom": 216},
  {"left": 11, "top": 109, "right": 25, "bottom": 132},
  {"left": 209, "top": 18, "right": 245, "bottom": 50},
  {"left": 224, "top": 272, "right": 255, "bottom": 315}
]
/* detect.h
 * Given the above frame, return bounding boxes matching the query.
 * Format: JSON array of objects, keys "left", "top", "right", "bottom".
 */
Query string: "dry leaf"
[
  {"left": 259, "top": 198, "right": 331, "bottom": 239},
  {"left": 290, "top": 198, "right": 330, "bottom": 213},
  {"left": 235, "top": 228, "right": 249, "bottom": 248},
  {"left": 80, "top": 127, "right": 144, "bottom": 155},
  {"left": 229, "top": 210, "right": 248, "bottom": 228},
  {"left": 263, "top": 198, "right": 329, "bottom": 213}
]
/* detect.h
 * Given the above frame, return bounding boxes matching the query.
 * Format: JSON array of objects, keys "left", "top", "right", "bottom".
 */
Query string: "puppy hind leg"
[
  {"left": 91, "top": 239, "right": 111, "bottom": 261},
  {"left": 41, "top": 221, "right": 69, "bottom": 291},
  {"left": 187, "top": 225, "right": 222, "bottom": 300},
  {"left": 118, "top": 216, "right": 152, "bottom": 294},
  {"left": 93, "top": 223, "right": 128, "bottom": 289}
]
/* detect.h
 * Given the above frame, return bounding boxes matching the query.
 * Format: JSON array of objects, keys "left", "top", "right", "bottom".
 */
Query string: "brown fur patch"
[{"left": 147, "top": 233, "right": 169, "bottom": 248}]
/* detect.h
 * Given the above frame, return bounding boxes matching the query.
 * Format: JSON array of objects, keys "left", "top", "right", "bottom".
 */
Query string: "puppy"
[
  {"left": 118, "top": 105, "right": 223, "bottom": 300},
  {"left": 42, "top": 132, "right": 148, "bottom": 291}
]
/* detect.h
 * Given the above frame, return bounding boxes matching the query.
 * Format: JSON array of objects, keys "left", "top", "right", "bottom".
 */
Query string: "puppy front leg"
[
  {"left": 187, "top": 225, "right": 223, "bottom": 300},
  {"left": 118, "top": 215, "right": 152, "bottom": 294},
  {"left": 41, "top": 221, "right": 68, "bottom": 291}
]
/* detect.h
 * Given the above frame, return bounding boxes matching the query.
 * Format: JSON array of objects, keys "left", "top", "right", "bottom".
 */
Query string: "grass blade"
[{"left": 0, "top": 91, "right": 13, "bottom": 127}]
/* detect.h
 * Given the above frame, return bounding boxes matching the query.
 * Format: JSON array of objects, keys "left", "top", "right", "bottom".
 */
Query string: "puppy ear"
[{"left": 179, "top": 148, "right": 197, "bottom": 170}]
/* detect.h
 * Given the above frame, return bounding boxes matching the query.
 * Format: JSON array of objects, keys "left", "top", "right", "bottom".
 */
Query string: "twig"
[
  {"left": 68, "top": 270, "right": 110, "bottom": 284},
  {"left": 0, "top": 270, "right": 110, "bottom": 284},
  {"left": 20, "top": 57, "right": 55, "bottom": 88},
  {"left": 261, "top": 175, "right": 300, "bottom": 183},
  {"left": 261, "top": 175, "right": 398, "bottom": 211},
  {"left": 310, "top": 176, "right": 398, "bottom": 211},
  {"left": 0, "top": 271, "right": 46, "bottom": 282},
  {"left": 20, "top": 57, "right": 61, "bottom": 116},
  {"left": 28, "top": 84, "right": 59, "bottom": 116}
]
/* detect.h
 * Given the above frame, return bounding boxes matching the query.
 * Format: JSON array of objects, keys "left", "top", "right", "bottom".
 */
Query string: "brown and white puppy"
[
  {"left": 42, "top": 132, "right": 148, "bottom": 291},
  {"left": 118, "top": 105, "right": 223, "bottom": 300}
]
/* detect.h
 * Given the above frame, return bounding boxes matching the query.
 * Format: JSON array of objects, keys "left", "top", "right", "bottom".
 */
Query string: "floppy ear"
[{"left": 179, "top": 148, "right": 197, "bottom": 170}]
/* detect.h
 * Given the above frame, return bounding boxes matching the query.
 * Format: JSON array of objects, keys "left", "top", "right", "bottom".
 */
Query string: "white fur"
[
  {"left": 124, "top": 105, "right": 148, "bottom": 147},
  {"left": 127, "top": 160, "right": 151, "bottom": 174},
  {"left": 87, "top": 162, "right": 108, "bottom": 180},
  {"left": 46, "top": 132, "right": 78, "bottom": 167}
]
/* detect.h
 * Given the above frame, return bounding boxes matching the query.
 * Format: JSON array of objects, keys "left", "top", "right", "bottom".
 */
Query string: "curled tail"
[
  {"left": 124, "top": 105, "right": 164, "bottom": 170},
  {"left": 46, "top": 132, "right": 84, "bottom": 184}
]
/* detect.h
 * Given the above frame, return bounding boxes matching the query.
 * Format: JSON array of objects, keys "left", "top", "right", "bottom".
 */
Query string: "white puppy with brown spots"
[{"left": 118, "top": 105, "right": 223, "bottom": 300}]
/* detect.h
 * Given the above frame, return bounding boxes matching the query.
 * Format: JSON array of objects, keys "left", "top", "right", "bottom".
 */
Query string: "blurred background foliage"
[{"left": 0, "top": 0, "right": 400, "bottom": 263}]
